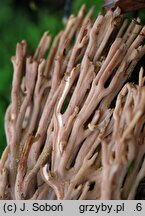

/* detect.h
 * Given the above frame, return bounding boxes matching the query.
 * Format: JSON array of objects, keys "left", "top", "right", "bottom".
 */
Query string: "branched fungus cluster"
[{"left": 0, "top": 5, "right": 145, "bottom": 200}]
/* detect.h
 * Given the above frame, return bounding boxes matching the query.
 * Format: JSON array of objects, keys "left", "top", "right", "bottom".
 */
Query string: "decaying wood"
[{"left": 103, "top": 0, "right": 145, "bottom": 13}]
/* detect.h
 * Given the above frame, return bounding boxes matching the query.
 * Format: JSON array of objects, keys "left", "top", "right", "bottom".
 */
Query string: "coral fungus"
[{"left": 0, "top": 5, "right": 145, "bottom": 200}]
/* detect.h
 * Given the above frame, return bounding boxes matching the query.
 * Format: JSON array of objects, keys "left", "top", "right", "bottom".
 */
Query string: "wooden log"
[{"left": 103, "top": 0, "right": 145, "bottom": 13}]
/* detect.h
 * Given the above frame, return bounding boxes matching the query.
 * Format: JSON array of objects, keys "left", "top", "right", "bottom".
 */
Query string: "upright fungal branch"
[
  {"left": 0, "top": 5, "right": 145, "bottom": 200},
  {"left": 101, "top": 68, "right": 145, "bottom": 200}
]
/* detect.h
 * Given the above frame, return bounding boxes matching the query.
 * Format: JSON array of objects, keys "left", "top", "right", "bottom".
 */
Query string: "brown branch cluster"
[{"left": 0, "top": 5, "right": 145, "bottom": 200}]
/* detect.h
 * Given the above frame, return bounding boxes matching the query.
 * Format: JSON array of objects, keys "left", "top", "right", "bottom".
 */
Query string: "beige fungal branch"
[
  {"left": 101, "top": 70, "right": 145, "bottom": 200},
  {"left": 0, "top": 5, "right": 145, "bottom": 200}
]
